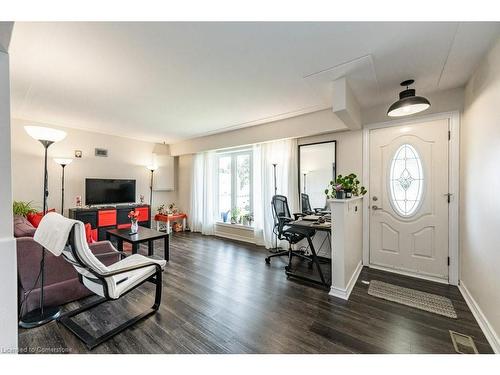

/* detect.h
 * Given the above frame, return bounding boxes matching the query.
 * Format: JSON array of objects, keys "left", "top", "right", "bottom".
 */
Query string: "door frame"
[{"left": 362, "top": 111, "right": 460, "bottom": 285}]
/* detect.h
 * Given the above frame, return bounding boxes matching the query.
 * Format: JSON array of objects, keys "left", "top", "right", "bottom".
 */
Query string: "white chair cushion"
[{"left": 83, "top": 254, "right": 166, "bottom": 299}]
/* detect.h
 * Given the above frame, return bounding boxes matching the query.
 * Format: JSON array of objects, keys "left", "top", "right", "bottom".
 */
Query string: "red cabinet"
[
  {"left": 98, "top": 210, "right": 117, "bottom": 227},
  {"left": 136, "top": 207, "right": 149, "bottom": 222}
]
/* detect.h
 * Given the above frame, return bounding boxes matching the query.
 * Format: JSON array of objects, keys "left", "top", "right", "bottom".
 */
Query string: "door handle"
[{"left": 371, "top": 205, "right": 382, "bottom": 210}]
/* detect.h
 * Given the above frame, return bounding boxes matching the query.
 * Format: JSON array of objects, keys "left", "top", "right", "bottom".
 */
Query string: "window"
[
  {"left": 216, "top": 150, "right": 253, "bottom": 226},
  {"left": 389, "top": 144, "right": 424, "bottom": 217}
]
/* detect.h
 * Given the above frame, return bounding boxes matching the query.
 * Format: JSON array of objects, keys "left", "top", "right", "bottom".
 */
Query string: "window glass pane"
[
  {"left": 218, "top": 156, "right": 232, "bottom": 222},
  {"left": 389, "top": 144, "right": 424, "bottom": 217},
  {"left": 236, "top": 154, "right": 251, "bottom": 220}
]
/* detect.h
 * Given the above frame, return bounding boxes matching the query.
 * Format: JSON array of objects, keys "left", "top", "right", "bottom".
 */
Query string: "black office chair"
[{"left": 265, "top": 195, "right": 315, "bottom": 269}]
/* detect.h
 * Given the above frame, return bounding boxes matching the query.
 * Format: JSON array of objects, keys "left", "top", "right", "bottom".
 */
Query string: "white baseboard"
[
  {"left": 329, "top": 261, "right": 363, "bottom": 300},
  {"left": 214, "top": 231, "right": 256, "bottom": 245},
  {"left": 459, "top": 280, "right": 500, "bottom": 353}
]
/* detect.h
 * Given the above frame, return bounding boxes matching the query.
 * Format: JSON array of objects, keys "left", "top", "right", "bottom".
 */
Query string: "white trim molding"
[
  {"left": 459, "top": 281, "right": 500, "bottom": 353},
  {"left": 329, "top": 261, "right": 363, "bottom": 300},
  {"left": 362, "top": 111, "right": 460, "bottom": 285}
]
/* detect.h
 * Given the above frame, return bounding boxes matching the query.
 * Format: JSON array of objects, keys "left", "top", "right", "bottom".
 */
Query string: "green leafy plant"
[
  {"left": 324, "top": 173, "right": 367, "bottom": 199},
  {"left": 230, "top": 207, "right": 241, "bottom": 224},
  {"left": 13, "top": 201, "right": 38, "bottom": 217}
]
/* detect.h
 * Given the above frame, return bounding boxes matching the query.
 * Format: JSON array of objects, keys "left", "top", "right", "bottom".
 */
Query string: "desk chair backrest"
[
  {"left": 271, "top": 195, "right": 292, "bottom": 236},
  {"left": 301, "top": 193, "right": 313, "bottom": 214}
]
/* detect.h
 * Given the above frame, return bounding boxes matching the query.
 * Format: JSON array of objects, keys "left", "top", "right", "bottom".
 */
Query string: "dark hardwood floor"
[{"left": 18, "top": 232, "right": 493, "bottom": 354}]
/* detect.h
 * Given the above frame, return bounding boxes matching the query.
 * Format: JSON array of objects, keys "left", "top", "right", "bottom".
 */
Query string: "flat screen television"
[{"left": 85, "top": 178, "right": 136, "bottom": 206}]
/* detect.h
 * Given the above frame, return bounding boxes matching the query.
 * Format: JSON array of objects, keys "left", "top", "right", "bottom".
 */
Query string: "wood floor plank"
[{"left": 18, "top": 232, "right": 493, "bottom": 354}]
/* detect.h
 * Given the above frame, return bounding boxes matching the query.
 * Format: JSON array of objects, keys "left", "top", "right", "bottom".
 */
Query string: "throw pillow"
[
  {"left": 26, "top": 209, "right": 56, "bottom": 228},
  {"left": 13, "top": 215, "right": 37, "bottom": 237}
]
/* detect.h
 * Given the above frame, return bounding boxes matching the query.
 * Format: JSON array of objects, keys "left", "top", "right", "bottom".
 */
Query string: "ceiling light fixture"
[{"left": 387, "top": 80, "right": 430, "bottom": 117}]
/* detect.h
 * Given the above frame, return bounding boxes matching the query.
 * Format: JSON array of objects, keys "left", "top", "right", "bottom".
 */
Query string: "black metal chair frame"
[
  {"left": 57, "top": 227, "right": 163, "bottom": 350},
  {"left": 265, "top": 195, "right": 314, "bottom": 269}
]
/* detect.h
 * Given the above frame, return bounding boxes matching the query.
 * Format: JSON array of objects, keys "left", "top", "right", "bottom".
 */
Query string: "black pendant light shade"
[{"left": 387, "top": 80, "right": 431, "bottom": 117}]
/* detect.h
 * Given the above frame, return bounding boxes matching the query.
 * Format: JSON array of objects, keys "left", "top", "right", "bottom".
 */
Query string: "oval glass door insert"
[{"left": 389, "top": 144, "right": 424, "bottom": 217}]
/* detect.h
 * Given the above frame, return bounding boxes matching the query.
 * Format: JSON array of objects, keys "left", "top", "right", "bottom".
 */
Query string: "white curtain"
[
  {"left": 253, "top": 138, "right": 298, "bottom": 248},
  {"left": 190, "top": 151, "right": 216, "bottom": 235}
]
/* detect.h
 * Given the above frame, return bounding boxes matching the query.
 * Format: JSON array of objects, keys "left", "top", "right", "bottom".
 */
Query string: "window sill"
[{"left": 216, "top": 222, "right": 254, "bottom": 231}]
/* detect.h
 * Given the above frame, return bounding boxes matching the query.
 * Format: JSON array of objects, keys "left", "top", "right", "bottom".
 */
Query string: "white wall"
[
  {"left": 170, "top": 109, "right": 347, "bottom": 156},
  {"left": 460, "top": 37, "right": 500, "bottom": 352},
  {"left": 0, "top": 49, "right": 18, "bottom": 353},
  {"left": 11, "top": 118, "right": 177, "bottom": 215}
]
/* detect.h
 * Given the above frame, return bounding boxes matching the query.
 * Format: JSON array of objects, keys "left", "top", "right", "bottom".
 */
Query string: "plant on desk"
[
  {"left": 128, "top": 210, "right": 140, "bottom": 234},
  {"left": 325, "top": 173, "right": 367, "bottom": 199}
]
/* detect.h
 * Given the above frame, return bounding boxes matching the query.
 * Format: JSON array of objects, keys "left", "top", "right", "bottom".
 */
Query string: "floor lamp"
[
  {"left": 147, "top": 165, "right": 158, "bottom": 227},
  {"left": 54, "top": 158, "right": 73, "bottom": 215},
  {"left": 270, "top": 163, "right": 280, "bottom": 252},
  {"left": 20, "top": 126, "right": 67, "bottom": 328}
]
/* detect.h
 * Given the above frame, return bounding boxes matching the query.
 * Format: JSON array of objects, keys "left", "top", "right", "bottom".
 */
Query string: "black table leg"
[
  {"left": 132, "top": 243, "right": 138, "bottom": 255},
  {"left": 106, "top": 232, "right": 110, "bottom": 241},
  {"left": 117, "top": 239, "right": 123, "bottom": 252},
  {"left": 148, "top": 240, "right": 153, "bottom": 256},
  {"left": 164, "top": 234, "right": 169, "bottom": 261}
]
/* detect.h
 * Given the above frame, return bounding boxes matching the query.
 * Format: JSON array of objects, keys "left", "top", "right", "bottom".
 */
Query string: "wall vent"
[{"left": 95, "top": 148, "right": 108, "bottom": 157}]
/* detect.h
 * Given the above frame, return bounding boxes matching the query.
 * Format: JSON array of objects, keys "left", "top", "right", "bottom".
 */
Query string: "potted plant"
[
  {"left": 230, "top": 207, "right": 240, "bottom": 224},
  {"left": 325, "top": 174, "right": 367, "bottom": 199},
  {"left": 13, "top": 201, "right": 37, "bottom": 217},
  {"left": 157, "top": 204, "right": 166, "bottom": 215}
]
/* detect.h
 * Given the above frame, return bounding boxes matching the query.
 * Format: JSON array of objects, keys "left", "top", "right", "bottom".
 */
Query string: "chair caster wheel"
[{"left": 265, "top": 258, "right": 270, "bottom": 264}]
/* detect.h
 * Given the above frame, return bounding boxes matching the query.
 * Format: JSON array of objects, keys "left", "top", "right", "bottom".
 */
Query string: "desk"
[
  {"left": 106, "top": 226, "right": 170, "bottom": 261},
  {"left": 286, "top": 219, "right": 332, "bottom": 288},
  {"left": 154, "top": 213, "right": 187, "bottom": 233}
]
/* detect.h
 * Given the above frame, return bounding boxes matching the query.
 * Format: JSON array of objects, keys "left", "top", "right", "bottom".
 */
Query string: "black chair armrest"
[{"left": 293, "top": 213, "right": 305, "bottom": 220}]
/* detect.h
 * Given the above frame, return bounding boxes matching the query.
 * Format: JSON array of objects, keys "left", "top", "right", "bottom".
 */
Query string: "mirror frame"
[{"left": 297, "top": 140, "right": 337, "bottom": 198}]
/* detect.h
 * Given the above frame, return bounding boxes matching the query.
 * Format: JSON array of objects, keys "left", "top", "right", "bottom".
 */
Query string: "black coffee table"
[{"left": 106, "top": 226, "right": 170, "bottom": 261}]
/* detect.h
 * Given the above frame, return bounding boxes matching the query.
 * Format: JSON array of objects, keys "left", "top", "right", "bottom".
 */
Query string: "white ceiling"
[{"left": 9, "top": 22, "right": 500, "bottom": 143}]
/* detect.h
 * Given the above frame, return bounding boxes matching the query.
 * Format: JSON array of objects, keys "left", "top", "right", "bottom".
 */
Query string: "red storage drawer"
[
  {"left": 136, "top": 207, "right": 149, "bottom": 222},
  {"left": 98, "top": 209, "right": 117, "bottom": 227}
]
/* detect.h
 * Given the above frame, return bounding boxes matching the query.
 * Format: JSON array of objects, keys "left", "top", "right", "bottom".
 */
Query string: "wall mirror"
[{"left": 298, "top": 140, "right": 336, "bottom": 211}]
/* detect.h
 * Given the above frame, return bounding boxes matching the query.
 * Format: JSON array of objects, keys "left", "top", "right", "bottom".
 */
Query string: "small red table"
[{"left": 154, "top": 213, "right": 187, "bottom": 234}]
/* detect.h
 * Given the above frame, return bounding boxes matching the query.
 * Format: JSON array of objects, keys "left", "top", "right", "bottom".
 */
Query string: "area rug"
[{"left": 367, "top": 280, "right": 457, "bottom": 318}]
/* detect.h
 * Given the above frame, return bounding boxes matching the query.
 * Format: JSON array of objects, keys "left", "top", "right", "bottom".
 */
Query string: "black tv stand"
[{"left": 69, "top": 204, "right": 151, "bottom": 241}]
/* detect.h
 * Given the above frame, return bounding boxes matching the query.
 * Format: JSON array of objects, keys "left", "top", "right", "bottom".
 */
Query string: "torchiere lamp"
[
  {"left": 20, "top": 126, "right": 67, "bottom": 328},
  {"left": 147, "top": 165, "right": 158, "bottom": 226},
  {"left": 270, "top": 163, "right": 280, "bottom": 252},
  {"left": 54, "top": 158, "right": 73, "bottom": 215}
]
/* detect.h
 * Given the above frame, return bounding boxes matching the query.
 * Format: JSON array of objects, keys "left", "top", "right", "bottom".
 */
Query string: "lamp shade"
[
  {"left": 54, "top": 158, "right": 73, "bottom": 166},
  {"left": 387, "top": 80, "right": 430, "bottom": 117},
  {"left": 24, "top": 126, "right": 67, "bottom": 143}
]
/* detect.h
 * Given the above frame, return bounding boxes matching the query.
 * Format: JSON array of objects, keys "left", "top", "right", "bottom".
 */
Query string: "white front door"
[{"left": 369, "top": 119, "right": 449, "bottom": 281}]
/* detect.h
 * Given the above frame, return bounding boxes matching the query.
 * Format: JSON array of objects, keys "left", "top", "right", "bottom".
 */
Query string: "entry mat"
[{"left": 367, "top": 280, "right": 458, "bottom": 319}]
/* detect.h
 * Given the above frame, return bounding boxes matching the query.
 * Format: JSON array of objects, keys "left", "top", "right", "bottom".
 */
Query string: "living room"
[{"left": 1, "top": 1, "right": 500, "bottom": 373}]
